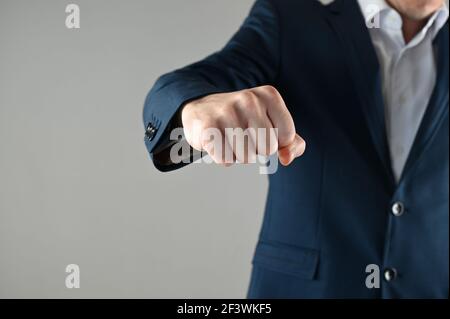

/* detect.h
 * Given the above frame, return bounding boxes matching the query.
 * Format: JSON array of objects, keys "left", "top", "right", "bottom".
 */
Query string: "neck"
[{"left": 401, "top": 16, "right": 428, "bottom": 44}]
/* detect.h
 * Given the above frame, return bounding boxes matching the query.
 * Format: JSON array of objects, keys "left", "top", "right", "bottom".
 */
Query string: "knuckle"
[
  {"left": 238, "top": 90, "right": 258, "bottom": 109},
  {"left": 262, "top": 85, "right": 280, "bottom": 98}
]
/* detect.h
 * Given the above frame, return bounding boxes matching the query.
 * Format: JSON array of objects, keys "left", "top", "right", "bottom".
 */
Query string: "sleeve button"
[{"left": 145, "top": 123, "right": 157, "bottom": 141}]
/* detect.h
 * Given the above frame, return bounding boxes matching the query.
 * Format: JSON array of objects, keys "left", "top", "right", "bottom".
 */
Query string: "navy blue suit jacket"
[{"left": 143, "top": 0, "right": 449, "bottom": 298}]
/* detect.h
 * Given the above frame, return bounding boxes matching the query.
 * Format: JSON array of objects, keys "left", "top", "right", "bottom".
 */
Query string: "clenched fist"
[{"left": 181, "top": 85, "right": 306, "bottom": 166}]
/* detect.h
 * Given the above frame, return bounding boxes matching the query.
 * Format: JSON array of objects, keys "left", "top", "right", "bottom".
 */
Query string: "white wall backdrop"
[{"left": 0, "top": 0, "right": 268, "bottom": 298}]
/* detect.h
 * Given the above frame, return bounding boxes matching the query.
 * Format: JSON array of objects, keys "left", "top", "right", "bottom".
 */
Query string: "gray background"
[{"left": 0, "top": 0, "right": 267, "bottom": 298}]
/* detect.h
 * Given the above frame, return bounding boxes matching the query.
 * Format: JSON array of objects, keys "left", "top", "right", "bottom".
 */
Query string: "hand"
[{"left": 181, "top": 85, "right": 306, "bottom": 166}]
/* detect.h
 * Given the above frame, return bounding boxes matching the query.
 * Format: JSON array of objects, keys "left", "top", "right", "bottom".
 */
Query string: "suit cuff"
[{"left": 143, "top": 78, "right": 222, "bottom": 164}]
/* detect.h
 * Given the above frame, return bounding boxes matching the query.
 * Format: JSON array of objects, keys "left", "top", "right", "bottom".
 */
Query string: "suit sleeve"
[{"left": 142, "top": 0, "right": 280, "bottom": 171}]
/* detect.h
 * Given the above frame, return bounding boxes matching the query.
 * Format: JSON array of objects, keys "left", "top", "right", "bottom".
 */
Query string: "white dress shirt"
[{"left": 357, "top": 0, "right": 449, "bottom": 182}]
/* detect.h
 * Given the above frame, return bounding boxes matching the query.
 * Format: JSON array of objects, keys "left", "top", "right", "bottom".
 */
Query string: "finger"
[
  {"left": 248, "top": 118, "right": 278, "bottom": 157},
  {"left": 229, "top": 127, "right": 257, "bottom": 164},
  {"left": 201, "top": 127, "right": 235, "bottom": 166},
  {"left": 252, "top": 86, "right": 296, "bottom": 149},
  {"left": 278, "top": 134, "right": 306, "bottom": 166},
  {"left": 184, "top": 119, "right": 204, "bottom": 152}
]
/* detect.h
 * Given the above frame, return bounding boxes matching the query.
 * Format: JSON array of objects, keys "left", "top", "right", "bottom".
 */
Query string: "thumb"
[{"left": 278, "top": 134, "right": 306, "bottom": 166}]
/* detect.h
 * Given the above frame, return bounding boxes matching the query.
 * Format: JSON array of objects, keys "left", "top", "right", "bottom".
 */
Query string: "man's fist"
[{"left": 181, "top": 85, "right": 306, "bottom": 166}]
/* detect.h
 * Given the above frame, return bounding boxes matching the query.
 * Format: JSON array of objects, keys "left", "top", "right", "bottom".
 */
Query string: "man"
[{"left": 143, "top": 0, "right": 449, "bottom": 298}]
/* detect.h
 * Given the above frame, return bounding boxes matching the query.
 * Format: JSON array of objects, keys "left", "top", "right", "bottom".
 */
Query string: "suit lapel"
[
  {"left": 400, "top": 23, "right": 449, "bottom": 183},
  {"left": 325, "top": 0, "right": 395, "bottom": 188}
]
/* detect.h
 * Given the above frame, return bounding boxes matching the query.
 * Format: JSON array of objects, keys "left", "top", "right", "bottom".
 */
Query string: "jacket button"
[
  {"left": 384, "top": 268, "right": 398, "bottom": 282},
  {"left": 392, "top": 202, "right": 405, "bottom": 217},
  {"left": 145, "top": 123, "right": 157, "bottom": 141}
]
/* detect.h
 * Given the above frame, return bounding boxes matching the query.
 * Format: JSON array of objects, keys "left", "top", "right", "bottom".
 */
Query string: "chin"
[
  {"left": 393, "top": 0, "right": 444, "bottom": 20},
  {"left": 406, "top": 9, "right": 436, "bottom": 20}
]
